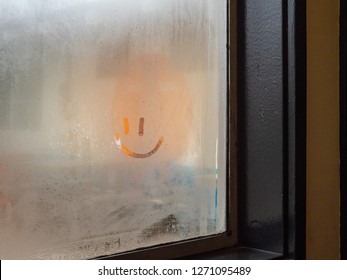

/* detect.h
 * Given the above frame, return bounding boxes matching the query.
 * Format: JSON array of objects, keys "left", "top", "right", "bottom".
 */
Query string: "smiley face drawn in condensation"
[
  {"left": 113, "top": 54, "right": 191, "bottom": 159},
  {"left": 114, "top": 117, "right": 164, "bottom": 159}
]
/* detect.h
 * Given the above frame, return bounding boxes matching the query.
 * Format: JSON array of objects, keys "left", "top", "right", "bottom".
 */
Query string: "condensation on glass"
[{"left": 0, "top": 0, "right": 227, "bottom": 259}]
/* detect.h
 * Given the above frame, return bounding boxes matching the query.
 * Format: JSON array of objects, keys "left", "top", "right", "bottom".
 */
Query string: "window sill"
[{"left": 181, "top": 246, "right": 282, "bottom": 260}]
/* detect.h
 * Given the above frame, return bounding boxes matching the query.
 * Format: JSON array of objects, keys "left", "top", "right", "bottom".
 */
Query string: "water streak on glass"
[{"left": 0, "top": 0, "right": 227, "bottom": 259}]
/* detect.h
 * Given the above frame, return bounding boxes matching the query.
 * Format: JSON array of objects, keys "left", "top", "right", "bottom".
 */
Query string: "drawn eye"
[
  {"left": 139, "top": 117, "right": 144, "bottom": 136},
  {"left": 123, "top": 118, "right": 129, "bottom": 135}
]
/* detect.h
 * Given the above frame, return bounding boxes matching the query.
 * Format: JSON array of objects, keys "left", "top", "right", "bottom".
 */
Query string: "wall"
[{"left": 307, "top": 0, "right": 340, "bottom": 259}]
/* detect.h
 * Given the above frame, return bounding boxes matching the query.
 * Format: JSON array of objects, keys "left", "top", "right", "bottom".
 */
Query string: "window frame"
[{"left": 340, "top": 0, "right": 347, "bottom": 260}]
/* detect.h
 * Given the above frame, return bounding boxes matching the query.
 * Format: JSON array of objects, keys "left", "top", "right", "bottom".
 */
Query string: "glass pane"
[{"left": 0, "top": 0, "right": 227, "bottom": 259}]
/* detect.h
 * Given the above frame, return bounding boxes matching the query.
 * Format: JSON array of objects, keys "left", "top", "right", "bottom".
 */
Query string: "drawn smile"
[{"left": 114, "top": 117, "right": 164, "bottom": 158}]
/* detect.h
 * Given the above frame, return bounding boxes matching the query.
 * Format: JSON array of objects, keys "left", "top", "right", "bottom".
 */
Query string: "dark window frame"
[
  {"left": 340, "top": 0, "right": 347, "bottom": 260},
  {"left": 96, "top": 0, "right": 307, "bottom": 260}
]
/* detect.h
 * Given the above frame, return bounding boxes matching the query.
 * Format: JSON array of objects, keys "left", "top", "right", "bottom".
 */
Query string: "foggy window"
[{"left": 0, "top": 0, "right": 227, "bottom": 259}]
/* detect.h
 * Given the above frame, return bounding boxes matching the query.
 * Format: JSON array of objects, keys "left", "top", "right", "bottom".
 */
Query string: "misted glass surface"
[{"left": 0, "top": 0, "right": 227, "bottom": 259}]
